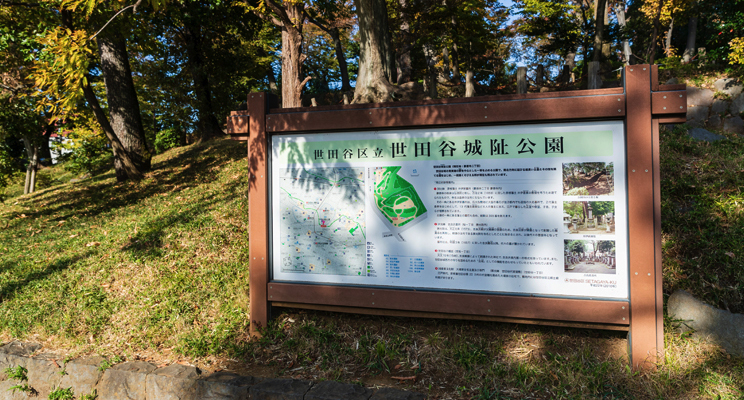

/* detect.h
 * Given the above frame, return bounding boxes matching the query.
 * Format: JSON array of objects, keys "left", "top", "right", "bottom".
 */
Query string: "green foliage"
[
  {"left": 0, "top": 141, "right": 17, "bottom": 194},
  {"left": 700, "top": 0, "right": 744, "bottom": 65},
  {"left": 4, "top": 365, "right": 31, "bottom": 394},
  {"left": 730, "top": 37, "right": 744, "bottom": 65},
  {"left": 47, "top": 386, "right": 74, "bottom": 400},
  {"left": 590, "top": 201, "right": 614, "bottom": 216},
  {"left": 98, "top": 355, "right": 123, "bottom": 371},
  {"left": 0, "top": 94, "right": 47, "bottom": 190},
  {"left": 55, "top": 123, "right": 112, "bottom": 175},
  {"left": 597, "top": 240, "right": 615, "bottom": 253},
  {"left": 153, "top": 128, "right": 182, "bottom": 155},
  {"left": 80, "top": 389, "right": 98, "bottom": 400},
  {"left": 566, "top": 239, "right": 585, "bottom": 254}
]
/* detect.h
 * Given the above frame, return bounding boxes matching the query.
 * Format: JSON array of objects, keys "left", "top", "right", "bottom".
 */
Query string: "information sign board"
[{"left": 270, "top": 121, "right": 628, "bottom": 299}]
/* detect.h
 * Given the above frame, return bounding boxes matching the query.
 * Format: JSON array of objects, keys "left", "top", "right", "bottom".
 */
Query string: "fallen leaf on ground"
[
  {"left": 69, "top": 234, "right": 78, "bottom": 238},
  {"left": 86, "top": 242, "right": 101, "bottom": 247},
  {"left": 725, "top": 252, "right": 735, "bottom": 258}
]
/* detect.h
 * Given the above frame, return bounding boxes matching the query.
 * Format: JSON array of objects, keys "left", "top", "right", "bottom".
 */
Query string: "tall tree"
[
  {"left": 306, "top": 0, "right": 354, "bottom": 93},
  {"left": 615, "top": 0, "right": 633, "bottom": 64},
  {"left": 31, "top": 5, "right": 152, "bottom": 181},
  {"left": 592, "top": 0, "right": 607, "bottom": 62},
  {"left": 177, "top": 1, "right": 224, "bottom": 141},
  {"left": 352, "top": 0, "right": 396, "bottom": 103},
  {"left": 96, "top": 26, "right": 152, "bottom": 179},
  {"left": 250, "top": 0, "right": 311, "bottom": 107}
]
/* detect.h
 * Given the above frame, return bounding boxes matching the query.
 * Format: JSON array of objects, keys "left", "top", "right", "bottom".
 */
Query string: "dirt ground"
[{"left": 564, "top": 172, "right": 614, "bottom": 196}]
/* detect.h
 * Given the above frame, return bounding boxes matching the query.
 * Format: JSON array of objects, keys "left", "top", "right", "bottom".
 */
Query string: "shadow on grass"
[
  {"left": 5, "top": 139, "right": 247, "bottom": 225},
  {"left": 0, "top": 252, "right": 93, "bottom": 303},
  {"left": 234, "top": 308, "right": 743, "bottom": 399}
]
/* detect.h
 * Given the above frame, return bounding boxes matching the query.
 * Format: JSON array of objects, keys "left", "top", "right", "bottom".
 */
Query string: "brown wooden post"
[
  {"left": 248, "top": 92, "right": 270, "bottom": 336},
  {"left": 588, "top": 61, "right": 602, "bottom": 89},
  {"left": 652, "top": 118, "right": 664, "bottom": 356},
  {"left": 625, "top": 65, "right": 662, "bottom": 370},
  {"left": 536, "top": 64, "right": 544, "bottom": 88},
  {"left": 516, "top": 67, "right": 527, "bottom": 94}
]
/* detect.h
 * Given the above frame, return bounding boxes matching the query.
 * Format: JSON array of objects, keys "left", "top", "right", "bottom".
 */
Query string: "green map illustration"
[{"left": 372, "top": 167, "right": 427, "bottom": 229}]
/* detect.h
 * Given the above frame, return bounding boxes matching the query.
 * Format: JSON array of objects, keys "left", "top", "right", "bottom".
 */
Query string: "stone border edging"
[{"left": 0, "top": 342, "right": 426, "bottom": 400}]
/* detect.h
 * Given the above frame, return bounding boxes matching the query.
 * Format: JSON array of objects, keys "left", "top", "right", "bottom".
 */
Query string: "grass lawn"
[{"left": 1, "top": 133, "right": 743, "bottom": 399}]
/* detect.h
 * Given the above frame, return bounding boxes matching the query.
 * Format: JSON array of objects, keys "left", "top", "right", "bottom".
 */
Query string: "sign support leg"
[
  {"left": 248, "top": 92, "right": 270, "bottom": 337},
  {"left": 625, "top": 65, "right": 663, "bottom": 370}
]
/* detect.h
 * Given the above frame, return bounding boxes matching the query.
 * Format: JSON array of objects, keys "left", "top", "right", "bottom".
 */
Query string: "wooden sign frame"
[{"left": 229, "top": 65, "right": 686, "bottom": 370}]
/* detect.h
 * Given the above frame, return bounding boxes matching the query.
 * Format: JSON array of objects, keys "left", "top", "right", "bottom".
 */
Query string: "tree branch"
[
  {"left": 264, "top": 0, "right": 291, "bottom": 26},
  {"left": 253, "top": 10, "right": 284, "bottom": 27},
  {"left": 305, "top": 11, "right": 331, "bottom": 35},
  {"left": 0, "top": 83, "right": 20, "bottom": 94},
  {"left": 88, "top": 0, "right": 142, "bottom": 41},
  {"left": 299, "top": 76, "right": 312, "bottom": 91}
]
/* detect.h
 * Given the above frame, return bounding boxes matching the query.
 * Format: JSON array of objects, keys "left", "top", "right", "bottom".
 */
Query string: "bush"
[
  {"left": 566, "top": 187, "right": 589, "bottom": 196},
  {"left": 55, "top": 127, "right": 112, "bottom": 176},
  {"left": 153, "top": 128, "right": 183, "bottom": 154}
]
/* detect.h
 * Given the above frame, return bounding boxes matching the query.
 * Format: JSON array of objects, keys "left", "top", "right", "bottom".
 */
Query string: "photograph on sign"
[
  {"left": 563, "top": 201, "right": 615, "bottom": 235},
  {"left": 270, "top": 121, "right": 629, "bottom": 299}
]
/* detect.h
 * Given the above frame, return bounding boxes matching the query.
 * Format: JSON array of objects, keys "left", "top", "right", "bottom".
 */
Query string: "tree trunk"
[
  {"left": 465, "top": 69, "right": 475, "bottom": 97},
  {"left": 267, "top": 66, "right": 278, "bottom": 93},
  {"left": 396, "top": 0, "right": 413, "bottom": 85},
  {"left": 181, "top": 16, "right": 222, "bottom": 141},
  {"left": 592, "top": 0, "right": 607, "bottom": 62},
  {"left": 601, "top": 0, "right": 611, "bottom": 59},
  {"left": 97, "top": 29, "right": 151, "bottom": 179},
  {"left": 329, "top": 28, "right": 352, "bottom": 92},
  {"left": 646, "top": 0, "right": 664, "bottom": 65},
  {"left": 61, "top": 10, "right": 144, "bottom": 181},
  {"left": 280, "top": 5, "right": 308, "bottom": 108},
  {"left": 665, "top": 17, "right": 674, "bottom": 57},
  {"left": 450, "top": 12, "right": 460, "bottom": 82},
  {"left": 22, "top": 137, "right": 38, "bottom": 194},
  {"left": 615, "top": 1, "right": 632, "bottom": 65},
  {"left": 683, "top": 16, "right": 697, "bottom": 63},
  {"left": 578, "top": 1, "right": 591, "bottom": 81},
  {"left": 423, "top": 43, "right": 438, "bottom": 98},
  {"left": 352, "top": 0, "right": 397, "bottom": 103},
  {"left": 82, "top": 80, "right": 144, "bottom": 181}
]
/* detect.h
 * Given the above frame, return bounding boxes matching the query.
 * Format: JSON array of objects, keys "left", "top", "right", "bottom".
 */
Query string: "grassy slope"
[
  {"left": 1, "top": 134, "right": 743, "bottom": 399},
  {"left": 660, "top": 126, "right": 744, "bottom": 313},
  {"left": 0, "top": 139, "right": 251, "bottom": 360}
]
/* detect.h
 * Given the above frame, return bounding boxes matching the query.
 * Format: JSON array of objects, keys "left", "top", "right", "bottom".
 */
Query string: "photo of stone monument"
[
  {"left": 564, "top": 239, "right": 616, "bottom": 274},
  {"left": 563, "top": 201, "right": 615, "bottom": 234}
]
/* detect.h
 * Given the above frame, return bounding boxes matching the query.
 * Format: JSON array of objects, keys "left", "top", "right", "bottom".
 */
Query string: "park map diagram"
[
  {"left": 372, "top": 167, "right": 428, "bottom": 240},
  {"left": 279, "top": 168, "right": 366, "bottom": 276}
]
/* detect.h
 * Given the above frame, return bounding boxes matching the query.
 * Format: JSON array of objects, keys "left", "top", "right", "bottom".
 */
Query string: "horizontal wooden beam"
[
  {"left": 226, "top": 113, "right": 249, "bottom": 135},
  {"left": 272, "top": 302, "right": 630, "bottom": 331},
  {"left": 267, "top": 283, "right": 630, "bottom": 325},
  {"left": 651, "top": 91, "right": 686, "bottom": 114},
  {"left": 266, "top": 93, "right": 627, "bottom": 133}
]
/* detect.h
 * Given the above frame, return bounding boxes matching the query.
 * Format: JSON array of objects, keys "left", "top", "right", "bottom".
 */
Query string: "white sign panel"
[{"left": 270, "top": 121, "right": 628, "bottom": 299}]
